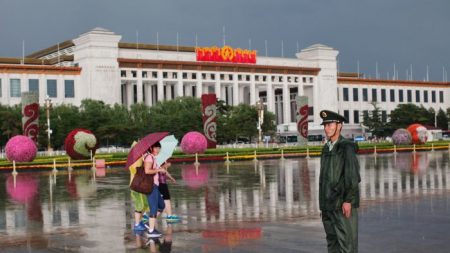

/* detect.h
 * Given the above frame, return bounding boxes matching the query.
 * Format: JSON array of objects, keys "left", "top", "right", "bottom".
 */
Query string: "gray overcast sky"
[{"left": 1, "top": 0, "right": 449, "bottom": 81}]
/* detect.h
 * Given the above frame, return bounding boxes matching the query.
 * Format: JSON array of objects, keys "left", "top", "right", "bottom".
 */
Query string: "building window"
[
  {"left": 343, "top": 88, "right": 349, "bottom": 101},
  {"left": 415, "top": 90, "right": 420, "bottom": 102},
  {"left": 142, "top": 71, "right": 148, "bottom": 78},
  {"left": 363, "top": 88, "right": 368, "bottom": 101},
  {"left": 65, "top": 80, "right": 74, "bottom": 98},
  {"left": 399, "top": 90, "right": 404, "bottom": 102},
  {"left": 343, "top": 110, "right": 349, "bottom": 123},
  {"left": 439, "top": 91, "right": 444, "bottom": 103},
  {"left": 381, "top": 89, "right": 386, "bottom": 102},
  {"left": 10, "top": 79, "right": 21, "bottom": 97},
  {"left": 152, "top": 72, "right": 158, "bottom": 78},
  {"left": 220, "top": 74, "right": 224, "bottom": 80},
  {"left": 353, "top": 88, "right": 359, "bottom": 101},
  {"left": 309, "top": 77, "right": 314, "bottom": 83},
  {"left": 372, "top": 89, "right": 377, "bottom": 102},
  {"left": 381, "top": 111, "right": 387, "bottom": 122},
  {"left": 423, "top": 90, "right": 428, "bottom": 103},
  {"left": 354, "top": 110, "right": 360, "bottom": 124},
  {"left": 407, "top": 90, "right": 412, "bottom": 102},
  {"left": 183, "top": 72, "right": 188, "bottom": 79},
  {"left": 29, "top": 79, "right": 39, "bottom": 93},
  {"left": 192, "top": 73, "right": 197, "bottom": 79},
  {"left": 47, "top": 79, "right": 57, "bottom": 98},
  {"left": 390, "top": 89, "right": 395, "bottom": 102},
  {"left": 163, "top": 72, "right": 168, "bottom": 78},
  {"left": 120, "top": 70, "right": 126, "bottom": 77},
  {"left": 431, "top": 91, "right": 436, "bottom": 103},
  {"left": 132, "top": 71, "right": 137, "bottom": 78}
]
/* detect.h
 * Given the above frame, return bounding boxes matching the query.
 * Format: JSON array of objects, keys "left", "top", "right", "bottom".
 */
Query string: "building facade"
[{"left": 0, "top": 28, "right": 449, "bottom": 138}]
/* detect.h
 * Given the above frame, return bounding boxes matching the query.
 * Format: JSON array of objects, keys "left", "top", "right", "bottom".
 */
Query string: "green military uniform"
[{"left": 319, "top": 110, "right": 361, "bottom": 253}]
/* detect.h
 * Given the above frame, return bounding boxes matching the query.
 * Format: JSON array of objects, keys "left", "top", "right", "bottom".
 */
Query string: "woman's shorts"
[{"left": 158, "top": 183, "right": 171, "bottom": 200}]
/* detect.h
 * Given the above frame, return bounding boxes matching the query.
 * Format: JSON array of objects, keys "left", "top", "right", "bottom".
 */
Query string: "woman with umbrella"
[{"left": 143, "top": 141, "right": 168, "bottom": 238}]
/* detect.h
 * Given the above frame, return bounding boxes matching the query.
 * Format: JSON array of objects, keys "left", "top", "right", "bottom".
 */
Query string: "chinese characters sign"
[{"left": 196, "top": 46, "right": 257, "bottom": 64}]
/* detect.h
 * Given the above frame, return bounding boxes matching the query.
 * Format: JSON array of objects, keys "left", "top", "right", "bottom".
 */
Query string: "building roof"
[
  {"left": 338, "top": 77, "right": 450, "bottom": 88},
  {"left": 26, "top": 40, "right": 75, "bottom": 59}
]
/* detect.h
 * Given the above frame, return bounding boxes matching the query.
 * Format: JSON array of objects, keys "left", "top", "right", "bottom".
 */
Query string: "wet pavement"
[{"left": 0, "top": 151, "right": 449, "bottom": 252}]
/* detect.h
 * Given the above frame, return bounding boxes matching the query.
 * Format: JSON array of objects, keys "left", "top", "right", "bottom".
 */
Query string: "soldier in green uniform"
[{"left": 319, "top": 110, "right": 361, "bottom": 253}]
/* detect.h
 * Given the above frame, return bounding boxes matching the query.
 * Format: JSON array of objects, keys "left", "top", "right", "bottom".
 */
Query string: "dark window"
[
  {"left": 120, "top": 70, "right": 126, "bottom": 77},
  {"left": 353, "top": 88, "right": 358, "bottom": 101},
  {"left": 343, "top": 110, "right": 349, "bottom": 123},
  {"left": 220, "top": 74, "right": 224, "bottom": 80},
  {"left": 363, "top": 88, "right": 368, "bottom": 101},
  {"left": 152, "top": 72, "right": 158, "bottom": 78},
  {"left": 399, "top": 90, "right": 404, "bottom": 102},
  {"left": 142, "top": 71, "right": 148, "bottom": 78},
  {"left": 29, "top": 79, "right": 39, "bottom": 93},
  {"left": 407, "top": 90, "right": 412, "bottom": 102},
  {"left": 431, "top": 91, "right": 436, "bottom": 103},
  {"left": 343, "top": 88, "right": 349, "bottom": 101},
  {"left": 192, "top": 73, "right": 197, "bottom": 79},
  {"left": 423, "top": 90, "right": 428, "bottom": 103},
  {"left": 381, "top": 111, "right": 387, "bottom": 122},
  {"left": 47, "top": 79, "right": 57, "bottom": 98},
  {"left": 390, "top": 89, "right": 395, "bottom": 102},
  {"left": 163, "top": 72, "right": 168, "bottom": 78},
  {"left": 416, "top": 90, "right": 420, "bottom": 102},
  {"left": 10, "top": 79, "right": 21, "bottom": 97},
  {"left": 372, "top": 89, "right": 377, "bottom": 102},
  {"left": 131, "top": 71, "right": 137, "bottom": 78},
  {"left": 381, "top": 89, "right": 386, "bottom": 102},
  {"left": 439, "top": 91, "right": 444, "bottom": 103},
  {"left": 64, "top": 80, "right": 74, "bottom": 98},
  {"left": 354, "top": 110, "right": 360, "bottom": 124},
  {"left": 183, "top": 72, "right": 188, "bottom": 79}
]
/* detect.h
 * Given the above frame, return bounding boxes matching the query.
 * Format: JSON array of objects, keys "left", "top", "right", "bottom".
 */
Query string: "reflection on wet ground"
[{"left": 0, "top": 151, "right": 449, "bottom": 252}]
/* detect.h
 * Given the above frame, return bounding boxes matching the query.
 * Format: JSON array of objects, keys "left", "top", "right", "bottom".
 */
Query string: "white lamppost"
[{"left": 44, "top": 95, "right": 53, "bottom": 154}]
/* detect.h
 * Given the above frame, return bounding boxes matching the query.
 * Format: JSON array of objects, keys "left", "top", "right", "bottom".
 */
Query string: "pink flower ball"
[
  {"left": 180, "top": 131, "right": 207, "bottom": 154},
  {"left": 5, "top": 135, "right": 37, "bottom": 162}
]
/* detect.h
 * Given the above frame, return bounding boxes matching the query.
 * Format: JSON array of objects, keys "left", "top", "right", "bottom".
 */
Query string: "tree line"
[
  {"left": 0, "top": 98, "right": 276, "bottom": 150},
  {"left": 363, "top": 102, "right": 450, "bottom": 137}
]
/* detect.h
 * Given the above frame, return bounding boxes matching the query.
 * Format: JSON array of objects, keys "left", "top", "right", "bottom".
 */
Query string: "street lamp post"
[
  {"left": 44, "top": 95, "right": 53, "bottom": 154},
  {"left": 256, "top": 98, "right": 265, "bottom": 146}
]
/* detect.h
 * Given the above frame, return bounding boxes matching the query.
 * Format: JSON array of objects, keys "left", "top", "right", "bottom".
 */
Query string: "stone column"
[
  {"left": 283, "top": 77, "right": 290, "bottom": 123},
  {"left": 215, "top": 80, "right": 221, "bottom": 101},
  {"left": 250, "top": 75, "right": 256, "bottom": 105},
  {"left": 157, "top": 70, "right": 164, "bottom": 102},
  {"left": 176, "top": 74, "right": 183, "bottom": 98},
  {"left": 136, "top": 70, "right": 143, "bottom": 103},
  {"left": 232, "top": 74, "right": 239, "bottom": 106},
  {"left": 267, "top": 79, "right": 274, "bottom": 113}
]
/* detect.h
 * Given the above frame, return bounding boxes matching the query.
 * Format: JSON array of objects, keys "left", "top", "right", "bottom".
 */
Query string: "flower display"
[
  {"left": 64, "top": 129, "right": 98, "bottom": 160},
  {"left": 180, "top": 131, "right": 208, "bottom": 154},
  {"left": 407, "top": 123, "right": 428, "bottom": 144},
  {"left": 5, "top": 135, "right": 37, "bottom": 162},
  {"left": 391, "top": 128, "right": 412, "bottom": 145}
]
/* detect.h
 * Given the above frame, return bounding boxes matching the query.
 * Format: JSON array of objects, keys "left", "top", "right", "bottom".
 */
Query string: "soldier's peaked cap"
[{"left": 319, "top": 110, "right": 347, "bottom": 125}]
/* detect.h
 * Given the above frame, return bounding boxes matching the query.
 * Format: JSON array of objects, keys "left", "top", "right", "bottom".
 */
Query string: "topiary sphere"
[
  {"left": 392, "top": 128, "right": 412, "bottom": 145},
  {"left": 5, "top": 135, "right": 37, "bottom": 162},
  {"left": 407, "top": 123, "right": 428, "bottom": 144},
  {"left": 180, "top": 131, "right": 208, "bottom": 154},
  {"left": 64, "top": 129, "right": 98, "bottom": 160}
]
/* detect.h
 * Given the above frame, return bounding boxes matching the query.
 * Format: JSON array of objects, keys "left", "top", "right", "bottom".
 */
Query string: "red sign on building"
[{"left": 196, "top": 46, "right": 257, "bottom": 64}]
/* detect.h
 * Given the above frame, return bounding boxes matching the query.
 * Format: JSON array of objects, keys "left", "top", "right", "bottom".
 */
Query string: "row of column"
[{"left": 123, "top": 70, "right": 306, "bottom": 124}]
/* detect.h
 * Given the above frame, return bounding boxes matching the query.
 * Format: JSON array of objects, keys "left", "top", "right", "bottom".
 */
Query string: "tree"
[
  {"left": 0, "top": 105, "right": 22, "bottom": 148},
  {"left": 362, "top": 102, "right": 391, "bottom": 137},
  {"left": 436, "top": 108, "right": 449, "bottom": 130},
  {"left": 390, "top": 104, "right": 436, "bottom": 129},
  {"left": 149, "top": 97, "right": 203, "bottom": 140}
]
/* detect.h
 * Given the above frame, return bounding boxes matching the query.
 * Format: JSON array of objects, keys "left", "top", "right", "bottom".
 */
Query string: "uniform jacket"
[{"left": 319, "top": 135, "right": 361, "bottom": 211}]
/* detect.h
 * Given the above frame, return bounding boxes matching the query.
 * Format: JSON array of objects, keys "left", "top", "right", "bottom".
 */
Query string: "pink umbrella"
[
  {"left": 124, "top": 132, "right": 169, "bottom": 170},
  {"left": 181, "top": 164, "right": 209, "bottom": 188},
  {"left": 6, "top": 174, "right": 39, "bottom": 203}
]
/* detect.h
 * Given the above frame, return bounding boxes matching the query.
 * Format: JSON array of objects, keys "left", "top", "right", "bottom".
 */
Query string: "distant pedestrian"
[{"left": 319, "top": 110, "right": 361, "bottom": 253}]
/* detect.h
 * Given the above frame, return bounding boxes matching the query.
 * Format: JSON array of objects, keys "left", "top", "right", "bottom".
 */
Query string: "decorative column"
[
  {"left": 176, "top": 72, "right": 183, "bottom": 98},
  {"left": 21, "top": 92, "right": 39, "bottom": 143}
]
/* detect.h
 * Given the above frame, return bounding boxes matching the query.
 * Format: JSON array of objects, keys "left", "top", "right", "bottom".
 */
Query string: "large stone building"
[{"left": 0, "top": 28, "right": 449, "bottom": 138}]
